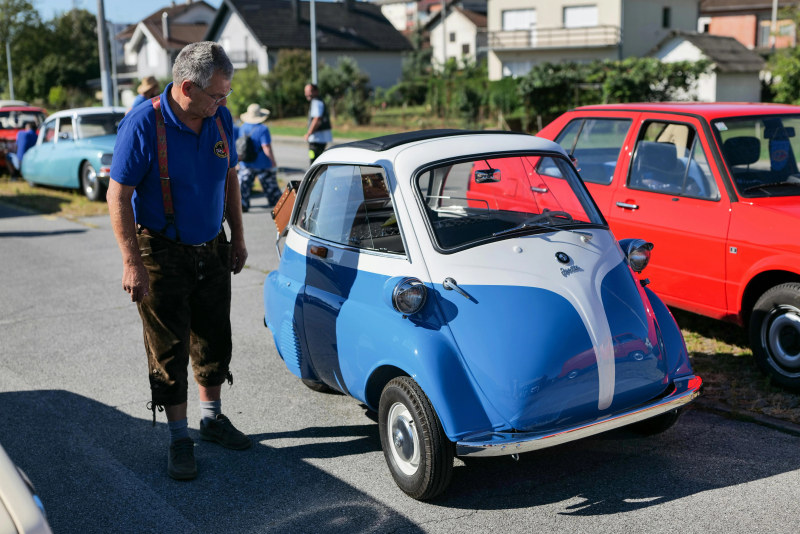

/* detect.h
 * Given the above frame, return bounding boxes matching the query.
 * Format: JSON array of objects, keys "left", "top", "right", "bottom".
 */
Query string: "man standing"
[
  {"left": 6, "top": 122, "right": 37, "bottom": 179},
  {"left": 107, "top": 42, "right": 251, "bottom": 481},
  {"left": 303, "top": 84, "right": 332, "bottom": 164},
  {"left": 237, "top": 103, "right": 281, "bottom": 212},
  {"left": 129, "top": 77, "right": 161, "bottom": 111}
]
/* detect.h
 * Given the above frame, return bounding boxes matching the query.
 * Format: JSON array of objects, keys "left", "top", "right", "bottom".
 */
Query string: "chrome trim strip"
[
  {"left": 456, "top": 375, "right": 702, "bottom": 458},
  {"left": 291, "top": 226, "right": 409, "bottom": 261}
]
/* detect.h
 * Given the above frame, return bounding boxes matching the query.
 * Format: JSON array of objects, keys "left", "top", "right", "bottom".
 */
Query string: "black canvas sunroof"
[{"left": 331, "top": 129, "right": 530, "bottom": 152}]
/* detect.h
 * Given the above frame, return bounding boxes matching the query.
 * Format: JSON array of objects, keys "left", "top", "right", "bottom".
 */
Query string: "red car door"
[{"left": 607, "top": 114, "right": 732, "bottom": 317}]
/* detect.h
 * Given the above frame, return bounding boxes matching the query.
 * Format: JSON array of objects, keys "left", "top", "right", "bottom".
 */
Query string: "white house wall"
[
  {"left": 430, "top": 10, "right": 480, "bottom": 67},
  {"left": 318, "top": 52, "right": 404, "bottom": 89},
  {"left": 489, "top": 47, "right": 618, "bottom": 79},
  {"left": 621, "top": 0, "right": 698, "bottom": 58},
  {"left": 487, "top": 0, "right": 622, "bottom": 32},
  {"left": 214, "top": 9, "right": 269, "bottom": 73},
  {"left": 382, "top": 3, "right": 410, "bottom": 32}
]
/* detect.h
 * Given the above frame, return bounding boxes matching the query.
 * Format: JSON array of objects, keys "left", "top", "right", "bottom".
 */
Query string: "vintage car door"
[
  {"left": 607, "top": 114, "right": 732, "bottom": 317},
  {"left": 50, "top": 116, "right": 77, "bottom": 186},
  {"left": 411, "top": 154, "right": 669, "bottom": 432},
  {"left": 22, "top": 118, "right": 57, "bottom": 183},
  {"left": 289, "top": 163, "right": 419, "bottom": 393}
]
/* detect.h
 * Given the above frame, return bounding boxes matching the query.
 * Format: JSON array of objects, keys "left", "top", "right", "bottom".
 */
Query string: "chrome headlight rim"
[
  {"left": 626, "top": 239, "right": 654, "bottom": 273},
  {"left": 391, "top": 277, "right": 427, "bottom": 315}
]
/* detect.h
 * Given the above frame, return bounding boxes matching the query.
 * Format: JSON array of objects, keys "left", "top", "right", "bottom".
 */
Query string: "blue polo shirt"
[
  {"left": 238, "top": 122, "right": 272, "bottom": 170},
  {"left": 111, "top": 83, "right": 238, "bottom": 245},
  {"left": 131, "top": 94, "right": 148, "bottom": 109},
  {"left": 16, "top": 129, "right": 38, "bottom": 161}
]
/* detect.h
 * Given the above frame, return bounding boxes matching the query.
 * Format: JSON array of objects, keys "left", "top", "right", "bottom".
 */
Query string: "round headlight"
[
  {"left": 392, "top": 278, "right": 427, "bottom": 315},
  {"left": 627, "top": 239, "right": 654, "bottom": 273},
  {"left": 100, "top": 153, "right": 113, "bottom": 166}
]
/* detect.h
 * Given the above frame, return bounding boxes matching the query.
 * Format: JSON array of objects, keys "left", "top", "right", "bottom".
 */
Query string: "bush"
[
  {"left": 265, "top": 49, "right": 312, "bottom": 118},
  {"left": 228, "top": 65, "right": 267, "bottom": 117}
]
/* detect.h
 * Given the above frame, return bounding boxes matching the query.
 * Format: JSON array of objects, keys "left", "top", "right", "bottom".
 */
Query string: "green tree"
[
  {"left": 228, "top": 65, "right": 267, "bottom": 117},
  {"left": 769, "top": 48, "right": 800, "bottom": 104},
  {"left": 265, "top": 49, "right": 311, "bottom": 118},
  {"left": 319, "top": 56, "right": 370, "bottom": 121},
  {"left": 0, "top": 0, "right": 40, "bottom": 97}
]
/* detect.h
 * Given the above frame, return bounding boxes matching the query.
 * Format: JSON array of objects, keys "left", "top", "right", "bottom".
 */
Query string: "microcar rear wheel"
[
  {"left": 379, "top": 377, "right": 454, "bottom": 500},
  {"left": 629, "top": 408, "right": 682, "bottom": 436},
  {"left": 81, "top": 161, "right": 106, "bottom": 201},
  {"left": 750, "top": 283, "right": 800, "bottom": 391},
  {"left": 301, "top": 379, "right": 332, "bottom": 392}
]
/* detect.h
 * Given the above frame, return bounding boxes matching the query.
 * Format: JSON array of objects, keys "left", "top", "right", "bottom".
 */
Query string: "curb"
[{"left": 692, "top": 398, "right": 800, "bottom": 437}]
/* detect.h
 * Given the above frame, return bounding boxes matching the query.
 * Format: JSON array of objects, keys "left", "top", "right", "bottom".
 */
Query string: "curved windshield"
[
  {"left": 416, "top": 155, "right": 605, "bottom": 250},
  {"left": 715, "top": 115, "right": 800, "bottom": 197},
  {"left": 0, "top": 110, "right": 46, "bottom": 129},
  {"left": 77, "top": 113, "right": 124, "bottom": 139}
]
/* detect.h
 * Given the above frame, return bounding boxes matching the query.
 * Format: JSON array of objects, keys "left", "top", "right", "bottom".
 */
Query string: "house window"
[
  {"left": 502, "top": 60, "right": 533, "bottom": 78},
  {"left": 563, "top": 6, "right": 598, "bottom": 29},
  {"left": 502, "top": 9, "right": 536, "bottom": 31},
  {"left": 449, "top": 32, "right": 456, "bottom": 42},
  {"left": 662, "top": 7, "right": 671, "bottom": 29},
  {"left": 462, "top": 43, "right": 470, "bottom": 55}
]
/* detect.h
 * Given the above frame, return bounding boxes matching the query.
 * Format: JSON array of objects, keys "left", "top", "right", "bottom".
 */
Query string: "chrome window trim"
[{"left": 292, "top": 226, "right": 410, "bottom": 261}]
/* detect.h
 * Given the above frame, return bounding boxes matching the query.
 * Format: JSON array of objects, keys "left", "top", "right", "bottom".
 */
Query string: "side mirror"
[{"left": 475, "top": 169, "right": 501, "bottom": 183}]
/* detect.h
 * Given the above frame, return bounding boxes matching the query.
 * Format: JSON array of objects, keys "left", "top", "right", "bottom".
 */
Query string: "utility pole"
[
  {"left": 440, "top": 0, "right": 446, "bottom": 70},
  {"left": 310, "top": 0, "right": 318, "bottom": 84},
  {"left": 108, "top": 21, "right": 119, "bottom": 107},
  {"left": 96, "top": 0, "right": 112, "bottom": 106},
  {"left": 771, "top": 0, "right": 778, "bottom": 49},
  {"left": 5, "top": 41, "right": 13, "bottom": 100}
]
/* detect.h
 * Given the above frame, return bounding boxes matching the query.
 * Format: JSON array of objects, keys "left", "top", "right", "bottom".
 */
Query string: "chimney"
[
  {"left": 162, "top": 12, "right": 170, "bottom": 41},
  {"left": 291, "top": 0, "right": 301, "bottom": 23},
  {"left": 344, "top": 0, "right": 355, "bottom": 11}
]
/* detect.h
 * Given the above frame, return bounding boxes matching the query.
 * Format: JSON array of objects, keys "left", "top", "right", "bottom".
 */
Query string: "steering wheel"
[{"left": 523, "top": 210, "right": 573, "bottom": 225}]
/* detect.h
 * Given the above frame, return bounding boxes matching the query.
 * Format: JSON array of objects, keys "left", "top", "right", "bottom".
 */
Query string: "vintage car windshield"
[
  {"left": 0, "top": 110, "right": 46, "bottom": 129},
  {"left": 77, "top": 113, "right": 124, "bottom": 139},
  {"left": 715, "top": 115, "right": 800, "bottom": 197},
  {"left": 416, "top": 154, "right": 605, "bottom": 250}
]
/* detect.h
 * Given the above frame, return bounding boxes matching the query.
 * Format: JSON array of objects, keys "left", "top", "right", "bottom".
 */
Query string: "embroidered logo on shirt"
[{"left": 214, "top": 141, "right": 227, "bottom": 158}]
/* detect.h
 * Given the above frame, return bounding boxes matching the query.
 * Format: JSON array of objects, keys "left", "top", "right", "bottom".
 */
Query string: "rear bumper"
[{"left": 457, "top": 375, "right": 702, "bottom": 457}]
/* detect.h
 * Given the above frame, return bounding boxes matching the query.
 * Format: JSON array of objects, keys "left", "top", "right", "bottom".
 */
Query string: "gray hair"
[{"left": 172, "top": 42, "right": 234, "bottom": 90}]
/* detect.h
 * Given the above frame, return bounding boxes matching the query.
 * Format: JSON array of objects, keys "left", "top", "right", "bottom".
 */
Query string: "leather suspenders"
[{"left": 151, "top": 96, "right": 230, "bottom": 244}]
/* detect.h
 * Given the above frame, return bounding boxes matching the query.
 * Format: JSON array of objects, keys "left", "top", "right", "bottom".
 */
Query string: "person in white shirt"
[{"left": 303, "top": 84, "right": 332, "bottom": 164}]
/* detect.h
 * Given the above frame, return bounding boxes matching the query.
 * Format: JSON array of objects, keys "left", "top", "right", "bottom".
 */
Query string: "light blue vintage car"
[
  {"left": 264, "top": 130, "right": 703, "bottom": 500},
  {"left": 21, "top": 107, "right": 125, "bottom": 201}
]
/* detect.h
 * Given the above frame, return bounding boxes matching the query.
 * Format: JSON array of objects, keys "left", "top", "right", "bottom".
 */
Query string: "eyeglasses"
[{"left": 196, "top": 84, "right": 233, "bottom": 105}]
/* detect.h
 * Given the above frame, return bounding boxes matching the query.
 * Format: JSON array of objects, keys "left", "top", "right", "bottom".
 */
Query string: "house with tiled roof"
[
  {"left": 205, "top": 0, "right": 413, "bottom": 88},
  {"left": 424, "top": 4, "right": 487, "bottom": 66},
  {"left": 116, "top": 0, "right": 217, "bottom": 79}
]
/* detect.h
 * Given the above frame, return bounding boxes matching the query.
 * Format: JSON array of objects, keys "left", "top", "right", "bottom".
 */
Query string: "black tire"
[
  {"left": 629, "top": 408, "right": 682, "bottom": 436},
  {"left": 379, "top": 377, "right": 454, "bottom": 500},
  {"left": 81, "top": 161, "right": 106, "bottom": 201},
  {"left": 301, "top": 378, "right": 332, "bottom": 392},
  {"left": 750, "top": 283, "right": 800, "bottom": 391}
]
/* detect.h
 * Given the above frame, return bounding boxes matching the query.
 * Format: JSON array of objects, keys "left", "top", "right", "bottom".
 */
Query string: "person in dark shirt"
[{"left": 6, "top": 122, "right": 37, "bottom": 179}]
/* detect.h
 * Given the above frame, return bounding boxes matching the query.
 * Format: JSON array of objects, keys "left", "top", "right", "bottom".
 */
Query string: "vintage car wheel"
[
  {"left": 750, "top": 283, "right": 800, "bottom": 391},
  {"left": 629, "top": 408, "right": 682, "bottom": 436},
  {"left": 301, "top": 379, "right": 332, "bottom": 392},
  {"left": 378, "top": 377, "right": 454, "bottom": 500},
  {"left": 81, "top": 161, "right": 106, "bottom": 201}
]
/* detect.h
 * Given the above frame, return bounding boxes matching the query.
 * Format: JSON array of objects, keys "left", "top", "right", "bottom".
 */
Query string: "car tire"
[
  {"left": 629, "top": 408, "right": 682, "bottom": 436},
  {"left": 81, "top": 161, "right": 106, "bottom": 201},
  {"left": 750, "top": 283, "right": 800, "bottom": 391},
  {"left": 301, "top": 379, "right": 332, "bottom": 392},
  {"left": 379, "top": 377, "right": 454, "bottom": 500}
]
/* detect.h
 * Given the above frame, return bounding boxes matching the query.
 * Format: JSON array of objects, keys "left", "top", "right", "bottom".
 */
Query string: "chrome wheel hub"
[
  {"left": 762, "top": 305, "right": 800, "bottom": 377},
  {"left": 83, "top": 165, "right": 97, "bottom": 196},
  {"left": 387, "top": 402, "right": 420, "bottom": 476}
]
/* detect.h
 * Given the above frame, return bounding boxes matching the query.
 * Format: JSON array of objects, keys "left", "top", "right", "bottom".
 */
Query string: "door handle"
[
  {"left": 443, "top": 277, "right": 471, "bottom": 299},
  {"left": 530, "top": 186, "right": 548, "bottom": 193},
  {"left": 616, "top": 202, "right": 639, "bottom": 210},
  {"left": 309, "top": 245, "right": 328, "bottom": 258}
]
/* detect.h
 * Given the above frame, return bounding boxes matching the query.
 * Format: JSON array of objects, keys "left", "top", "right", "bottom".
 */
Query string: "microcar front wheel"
[
  {"left": 750, "top": 283, "right": 800, "bottom": 391},
  {"left": 379, "top": 377, "right": 454, "bottom": 500}
]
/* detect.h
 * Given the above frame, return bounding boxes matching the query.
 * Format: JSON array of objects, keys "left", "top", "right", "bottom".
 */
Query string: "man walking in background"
[
  {"left": 303, "top": 84, "right": 332, "bottom": 164},
  {"left": 129, "top": 77, "right": 160, "bottom": 111},
  {"left": 5, "top": 122, "right": 37, "bottom": 179},
  {"left": 236, "top": 103, "right": 281, "bottom": 212},
  {"left": 107, "top": 42, "right": 251, "bottom": 481}
]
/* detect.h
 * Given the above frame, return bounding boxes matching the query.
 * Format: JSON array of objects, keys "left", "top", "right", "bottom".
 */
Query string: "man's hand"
[
  {"left": 231, "top": 238, "right": 248, "bottom": 274},
  {"left": 303, "top": 133, "right": 309, "bottom": 142},
  {"left": 122, "top": 259, "right": 150, "bottom": 302}
]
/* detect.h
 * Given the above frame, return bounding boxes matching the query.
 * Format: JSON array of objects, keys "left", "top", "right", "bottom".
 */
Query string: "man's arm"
[
  {"left": 262, "top": 143, "right": 277, "bottom": 169},
  {"left": 107, "top": 180, "right": 149, "bottom": 302},
  {"left": 225, "top": 167, "right": 247, "bottom": 274},
  {"left": 304, "top": 117, "right": 322, "bottom": 142}
]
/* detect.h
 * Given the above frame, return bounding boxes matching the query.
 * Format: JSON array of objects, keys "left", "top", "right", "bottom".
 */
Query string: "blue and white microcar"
[{"left": 264, "top": 130, "right": 702, "bottom": 500}]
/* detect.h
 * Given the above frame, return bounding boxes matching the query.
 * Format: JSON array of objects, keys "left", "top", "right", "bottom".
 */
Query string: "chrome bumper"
[{"left": 457, "top": 375, "right": 702, "bottom": 458}]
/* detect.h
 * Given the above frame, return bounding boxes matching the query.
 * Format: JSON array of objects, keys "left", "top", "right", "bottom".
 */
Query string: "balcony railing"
[
  {"left": 483, "top": 25, "right": 621, "bottom": 50},
  {"left": 227, "top": 50, "right": 259, "bottom": 65}
]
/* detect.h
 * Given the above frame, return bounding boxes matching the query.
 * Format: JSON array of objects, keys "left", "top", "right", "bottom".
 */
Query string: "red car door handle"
[{"left": 616, "top": 202, "right": 639, "bottom": 210}]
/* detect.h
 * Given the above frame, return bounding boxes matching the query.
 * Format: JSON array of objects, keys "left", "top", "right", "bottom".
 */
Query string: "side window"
[
  {"left": 543, "top": 118, "right": 631, "bottom": 185},
  {"left": 40, "top": 121, "right": 56, "bottom": 144},
  {"left": 295, "top": 165, "right": 405, "bottom": 255},
  {"left": 58, "top": 117, "right": 73, "bottom": 140},
  {"left": 629, "top": 121, "right": 719, "bottom": 200}
]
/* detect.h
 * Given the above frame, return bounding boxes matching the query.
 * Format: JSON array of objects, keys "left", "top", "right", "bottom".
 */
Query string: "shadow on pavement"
[
  {"left": 0, "top": 229, "right": 87, "bottom": 238},
  {"left": 0, "top": 194, "right": 73, "bottom": 215},
  {"left": 0, "top": 390, "right": 422, "bottom": 534}
]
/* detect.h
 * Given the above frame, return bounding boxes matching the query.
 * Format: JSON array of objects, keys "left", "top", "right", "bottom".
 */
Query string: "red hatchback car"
[{"left": 468, "top": 103, "right": 800, "bottom": 389}]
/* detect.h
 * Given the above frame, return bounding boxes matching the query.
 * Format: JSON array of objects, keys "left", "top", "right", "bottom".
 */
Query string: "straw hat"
[
  {"left": 241, "top": 103, "right": 270, "bottom": 124},
  {"left": 137, "top": 76, "right": 159, "bottom": 95}
]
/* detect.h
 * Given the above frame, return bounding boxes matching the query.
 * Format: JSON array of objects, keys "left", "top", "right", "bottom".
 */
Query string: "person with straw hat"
[
  {"left": 236, "top": 103, "right": 280, "bottom": 212},
  {"left": 129, "top": 76, "right": 161, "bottom": 111}
]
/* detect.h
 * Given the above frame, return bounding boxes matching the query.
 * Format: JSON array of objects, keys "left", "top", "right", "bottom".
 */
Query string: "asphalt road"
[{"left": 1, "top": 140, "right": 800, "bottom": 533}]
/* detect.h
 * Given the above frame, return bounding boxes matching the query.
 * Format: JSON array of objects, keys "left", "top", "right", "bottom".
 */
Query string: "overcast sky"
[{"left": 33, "top": 0, "right": 224, "bottom": 25}]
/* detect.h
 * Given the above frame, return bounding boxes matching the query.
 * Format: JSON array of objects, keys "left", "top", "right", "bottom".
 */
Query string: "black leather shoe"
[
  {"left": 199, "top": 414, "right": 252, "bottom": 450},
  {"left": 168, "top": 437, "right": 198, "bottom": 480}
]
